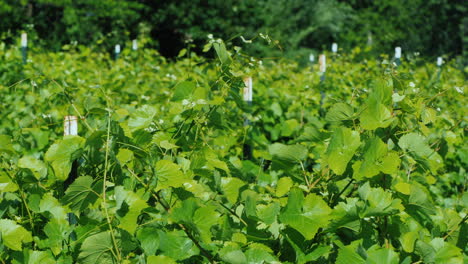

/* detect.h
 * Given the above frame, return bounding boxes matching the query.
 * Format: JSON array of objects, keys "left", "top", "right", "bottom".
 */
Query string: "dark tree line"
[{"left": 0, "top": 0, "right": 466, "bottom": 59}]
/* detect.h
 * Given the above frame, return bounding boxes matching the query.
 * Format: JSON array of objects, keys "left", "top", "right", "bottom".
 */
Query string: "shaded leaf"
[
  {"left": 62, "top": 176, "right": 101, "bottom": 212},
  {"left": 44, "top": 135, "right": 85, "bottom": 181},
  {"left": 78, "top": 231, "right": 116, "bottom": 264}
]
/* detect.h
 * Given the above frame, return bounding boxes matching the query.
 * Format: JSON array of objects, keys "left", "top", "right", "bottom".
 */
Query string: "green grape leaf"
[
  {"left": 18, "top": 156, "right": 47, "bottom": 180},
  {"left": 268, "top": 143, "right": 307, "bottom": 170},
  {"left": 399, "top": 133, "right": 433, "bottom": 157},
  {"left": 431, "top": 238, "right": 463, "bottom": 264},
  {"left": 42, "top": 218, "right": 70, "bottom": 256},
  {"left": 280, "top": 119, "right": 300, "bottom": 137},
  {"left": 323, "top": 127, "right": 361, "bottom": 175},
  {"left": 373, "top": 78, "right": 393, "bottom": 106},
  {"left": 40, "top": 193, "right": 69, "bottom": 225},
  {"left": 220, "top": 177, "right": 245, "bottom": 204},
  {"left": 0, "top": 219, "right": 33, "bottom": 251},
  {"left": 284, "top": 234, "right": 330, "bottom": 263},
  {"left": 147, "top": 255, "right": 176, "bottom": 264},
  {"left": 155, "top": 160, "right": 190, "bottom": 191},
  {"left": 116, "top": 148, "right": 134, "bottom": 167},
  {"left": 358, "top": 182, "right": 402, "bottom": 217},
  {"left": 280, "top": 188, "right": 332, "bottom": 239},
  {"left": 0, "top": 171, "right": 18, "bottom": 192},
  {"left": 400, "top": 231, "right": 419, "bottom": 252},
  {"left": 157, "top": 230, "right": 199, "bottom": 261},
  {"left": 44, "top": 135, "right": 85, "bottom": 181},
  {"left": 353, "top": 137, "right": 400, "bottom": 179},
  {"left": 360, "top": 97, "right": 394, "bottom": 130},
  {"left": 399, "top": 133, "right": 443, "bottom": 173},
  {"left": 115, "top": 186, "right": 148, "bottom": 234},
  {"left": 193, "top": 205, "right": 219, "bottom": 243},
  {"left": 28, "top": 250, "right": 56, "bottom": 264},
  {"left": 394, "top": 182, "right": 411, "bottom": 195},
  {"left": 128, "top": 105, "right": 157, "bottom": 132},
  {"left": 0, "top": 135, "right": 15, "bottom": 154},
  {"left": 245, "top": 243, "right": 277, "bottom": 263},
  {"left": 335, "top": 240, "right": 366, "bottom": 264},
  {"left": 171, "top": 81, "right": 196, "bottom": 101},
  {"left": 62, "top": 176, "right": 101, "bottom": 212},
  {"left": 256, "top": 202, "right": 280, "bottom": 225},
  {"left": 366, "top": 246, "right": 400, "bottom": 264},
  {"left": 171, "top": 198, "right": 198, "bottom": 223},
  {"left": 326, "top": 103, "right": 354, "bottom": 122},
  {"left": 136, "top": 227, "right": 159, "bottom": 255},
  {"left": 276, "top": 177, "right": 293, "bottom": 197},
  {"left": 213, "top": 41, "right": 231, "bottom": 65},
  {"left": 219, "top": 242, "right": 247, "bottom": 264},
  {"left": 78, "top": 231, "right": 116, "bottom": 264}
]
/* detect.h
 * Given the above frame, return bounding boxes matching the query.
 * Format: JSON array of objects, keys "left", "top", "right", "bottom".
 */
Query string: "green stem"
[{"left": 102, "top": 112, "right": 122, "bottom": 262}]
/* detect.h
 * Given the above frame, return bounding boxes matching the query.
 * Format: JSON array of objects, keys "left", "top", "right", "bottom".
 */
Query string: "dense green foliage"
[
  {"left": 0, "top": 39, "right": 466, "bottom": 263},
  {"left": 0, "top": 0, "right": 466, "bottom": 58}
]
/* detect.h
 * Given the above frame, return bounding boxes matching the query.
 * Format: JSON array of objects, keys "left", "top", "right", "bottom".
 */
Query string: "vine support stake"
[
  {"left": 21, "top": 33, "right": 27, "bottom": 64},
  {"left": 243, "top": 76, "right": 253, "bottom": 160},
  {"left": 319, "top": 54, "right": 326, "bottom": 115},
  {"left": 394, "top": 46, "right": 402, "bottom": 67},
  {"left": 331, "top": 42, "right": 338, "bottom": 61},
  {"left": 436, "top": 56, "right": 443, "bottom": 81},
  {"left": 64, "top": 116, "right": 79, "bottom": 239},
  {"left": 114, "top": 44, "right": 121, "bottom": 60},
  {"left": 319, "top": 54, "right": 326, "bottom": 83},
  {"left": 132, "top": 39, "right": 138, "bottom": 51}
]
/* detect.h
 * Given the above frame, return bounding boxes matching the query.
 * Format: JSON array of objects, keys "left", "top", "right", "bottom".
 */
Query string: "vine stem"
[
  {"left": 102, "top": 112, "right": 122, "bottom": 262},
  {"left": 299, "top": 161, "right": 311, "bottom": 187},
  {"left": 2, "top": 169, "right": 35, "bottom": 247},
  {"left": 443, "top": 214, "right": 468, "bottom": 240},
  {"left": 331, "top": 179, "right": 354, "bottom": 207},
  {"left": 50, "top": 79, "right": 95, "bottom": 132}
]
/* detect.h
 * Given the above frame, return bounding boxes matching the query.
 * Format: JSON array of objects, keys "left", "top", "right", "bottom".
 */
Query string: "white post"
[
  {"left": 367, "top": 32, "right": 373, "bottom": 46},
  {"left": 395, "top": 47, "right": 402, "bottom": 59},
  {"left": 21, "top": 33, "right": 28, "bottom": 64},
  {"left": 243, "top": 77, "right": 253, "bottom": 103},
  {"left": 242, "top": 76, "right": 253, "bottom": 159},
  {"left": 309, "top": 54, "right": 315, "bottom": 63},
  {"left": 331, "top": 43, "right": 338, "bottom": 53},
  {"left": 114, "top": 44, "right": 121, "bottom": 60},
  {"left": 318, "top": 54, "right": 326, "bottom": 108},
  {"left": 394, "top": 46, "right": 402, "bottom": 66},
  {"left": 437, "top": 57, "right": 443, "bottom": 67},
  {"left": 132, "top": 39, "right": 138, "bottom": 51},
  {"left": 64, "top": 116, "right": 78, "bottom": 136},
  {"left": 319, "top": 54, "right": 326, "bottom": 74},
  {"left": 21, "top": 33, "right": 28, "bottom": 48},
  {"left": 63, "top": 115, "right": 79, "bottom": 229}
]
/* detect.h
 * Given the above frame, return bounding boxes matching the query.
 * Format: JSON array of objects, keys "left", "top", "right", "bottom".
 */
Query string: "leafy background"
[
  {"left": 0, "top": 37, "right": 466, "bottom": 263},
  {"left": 0, "top": 0, "right": 466, "bottom": 61}
]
